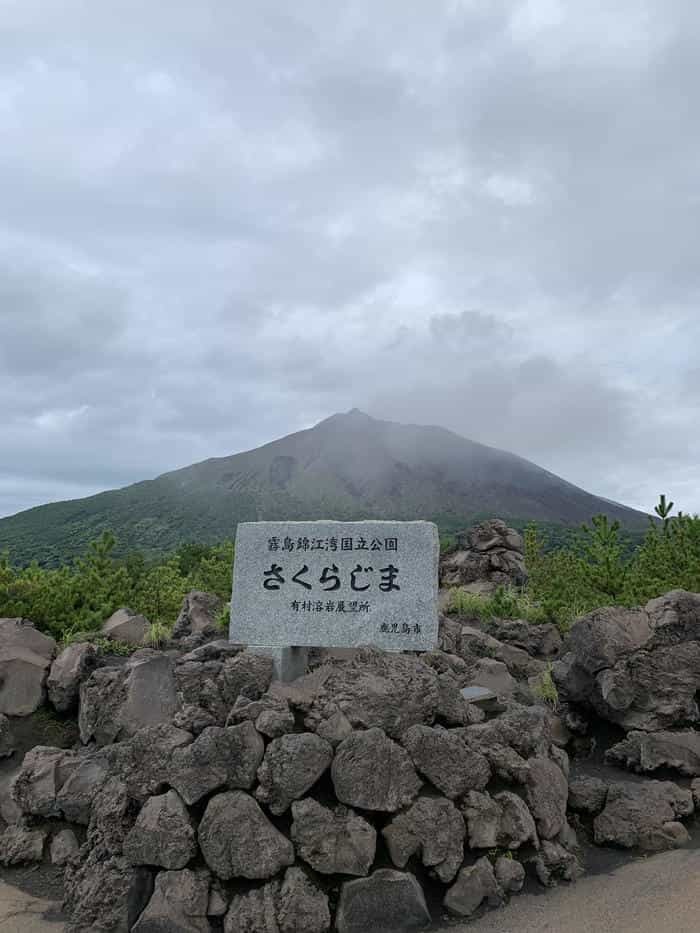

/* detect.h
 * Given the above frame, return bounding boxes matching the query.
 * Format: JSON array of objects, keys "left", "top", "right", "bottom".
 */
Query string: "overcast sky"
[{"left": 1, "top": 0, "right": 699, "bottom": 520}]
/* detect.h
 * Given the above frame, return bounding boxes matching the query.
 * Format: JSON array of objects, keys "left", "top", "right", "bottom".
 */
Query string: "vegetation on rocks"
[
  {"left": 531, "top": 664, "right": 559, "bottom": 710},
  {"left": 447, "top": 586, "right": 551, "bottom": 624},
  {"left": 444, "top": 496, "right": 700, "bottom": 632}
]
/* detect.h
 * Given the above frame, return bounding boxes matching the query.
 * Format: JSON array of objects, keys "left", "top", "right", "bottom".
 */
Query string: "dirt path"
[
  {"left": 2, "top": 845, "right": 699, "bottom": 931},
  {"left": 445, "top": 847, "right": 700, "bottom": 933},
  {"left": 0, "top": 881, "right": 64, "bottom": 932}
]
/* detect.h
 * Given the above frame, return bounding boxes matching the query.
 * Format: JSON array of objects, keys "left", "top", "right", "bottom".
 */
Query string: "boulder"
[
  {"left": 435, "top": 672, "right": 483, "bottom": 727},
  {"left": 462, "top": 790, "right": 501, "bottom": 849},
  {"left": 225, "top": 868, "right": 331, "bottom": 933},
  {"left": 593, "top": 780, "right": 694, "bottom": 851},
  {"left": 459, "top": 625, "right": 503, "bottom": 659},
  {"left": 526, "top": 756, "right": 568, "bottom": 840},
  {"left": 256, "top": 732, "right": 334, "bottom": 815},
  {"left": 568, "top": 606, "right": 653, "bottom": 675},
  {"left": 291, "top": 798, "right": 376, "bottom": 876},
  {"left": 462, "top": 790, "right": 537, "bottom": 850},
  {"left": 532, "top": 840, "right": 582, "bottom": 886},
  {"left": 467, "top": 658, "right": 517, "bottom": 696},
  {"left": 64, "top": 849, "right": 153, "bottom": 933},
  {"left": 121, "top": 650, "right": 180, "bottom": 730},
  {"left": 595, "top": 644, "right": 700, "bottom": 731},
  {"left": 224, "top": 880, "right": 280, "bottom": 933},
  {"left": 496, "top": 791, "right": 540, "bottom": 848},
  {"left": 421, "top": 648, "right": 472, "bottom": 680},
  {"left": 174, "top": 659, "right": 230, "bottom": 728},
  {"left": 440, "top": 519, "right": 527, "bottom": 592},
  {"left": 86, "top": 777, "right": 135, "bottom": 856},
  {"left": 438, "top": 616, "right": 462, "bottom": 654},
  {"left": 208, "top": 880, "right": 228, "bottom": 918},
  {"left": 56, "top": 753, "right": 110, "bottom": 824},
  {"left": 548, "top": 714, "right": 571, "bottom": 749},
  {"left": 693, "top": 778, "right": 700, "bottom": 809},
  {"left": 169, "top": 721, "right": 264, "bottom": 805},
  {"left": 336, "top": 869, "right": 431, "bottom": 933},
  {"left": 482, "top": 618, "right": 563, "bottom": 658},
  {"left": 108, "top": 723, "right": 193, "bottom": 803},
  {"left": 477, "top": 743, "right": 530, "bottom": 784},
  {"left": 382, "top": 796, "right": 465, "bottom": 883},
  {"left": 568, "top": 775, "right": 608, "bottom": 815},
  {"left": 315, "top": 708, "right": 354, "bottom": 746},
  {"left": 80, "top": 651, "right": 179, "bottom": 746},
  {"left": 0, "top": 772, "right": 21, "bottom": 825},
  {"left": 495, "top": 644, "right": 544, "bottom": 681},
  {"left": 47, "top": 642, "right": 99, "bottom": 713},
  {"left": 198, "top": 791, "right": 294, "bottom": 880},
  {"left": 123, "top": 790, "right": 196, "bottom": 869},
  {"left": 645, "top": 589, "right": 700, "bottom": 643},
  {"left": 606, "top": 730, "right": 700, "bottom": 776},
  {"left": 11, "top": 745, "right": 77, "bottom": 819},
  {"left": 179, "top": 640, "right": 242, "bottom": 664},
  {"left": 132, "top": 868, "right": 211, "bottom": 933},
  {"left": 556, "top": 819, "right": 580, "bottom": 854},
  {"left": 0, "top": 618, "right": 56, "bottom": 716},
  {"left": 402, "top": 724, "right": 490, "bottom": 799},
  {"left": 50, "top": 828, "right": 80, "bottom": 866},
  {"left": 227, "top": 694, "right": 295, "bottom": 738},
  {"left": 174, "top": 704, "right": 218, "bottom": 735},
  {"left": 0, "top": 825, "right": 47, "bottom": 865},
  {"left": 304, "top": 649, "right": 439, "bottom": 739},
  {"left": 219, "top": 651, "right": 275, "bottom": 707},
  {"left": 277, "top": 866, "right": 332, "bottom": 933},
  {"left": 102, "top": 608, "right": 150, "bottom": 645},
  {"left": 459, "top": 627, "right": 542, "bottom": 679},
  {"left": 443, "top": 856, "right": 504, "bottom": 918},
  {"left": 172, "top": 591, "right": 224, "bottom": 640},
  {"left": 557, "top": 593, "right": 700, "bottom": 732},
  {"left": 173, "top": 646, "right": 268, "bottom": 730},
  {"left": 332, "top": 728, "right": 422, "bottom": 812},
  {"left": 494, "top": 855, "right": 525, "bottom": 893},
  {"left": 0, "top": 713, "right": 15, "bottom": 758},
  {"left": 465, "top": 703, "right": 552, "bottom": 759},
  {"left": 78, "top": 666, "right": 127, "bottom": 746}
]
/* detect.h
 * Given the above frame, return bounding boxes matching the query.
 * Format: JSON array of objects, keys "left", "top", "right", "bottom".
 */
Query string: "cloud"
[{"left": 0, "top": 0, "right": 699, "bottom": 521}]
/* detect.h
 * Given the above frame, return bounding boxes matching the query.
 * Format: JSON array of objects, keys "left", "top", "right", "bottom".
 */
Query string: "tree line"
[{"left": 1, "top": 495, "right": 697, "bottom": 642}]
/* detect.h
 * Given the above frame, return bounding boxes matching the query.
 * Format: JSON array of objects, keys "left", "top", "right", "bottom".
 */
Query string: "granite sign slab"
[{"left": 230, "top": 521, "right": 439, "bottom": 651}]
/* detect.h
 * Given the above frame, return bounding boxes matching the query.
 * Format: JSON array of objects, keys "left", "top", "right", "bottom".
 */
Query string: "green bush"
[
  {"left": 0, "top": 533, "right": 235, "bottom": 641},
  {"left": 525, "top": 495, "right": 700, "bottom": 627},
  {"left": 215, "top": 603, "right": 231, "bottom": 631},
  {"left": 3, "top": 494, "right": 697, "bottom": 644}
]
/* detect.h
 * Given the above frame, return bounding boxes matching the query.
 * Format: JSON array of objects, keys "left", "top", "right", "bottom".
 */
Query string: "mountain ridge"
[{"left": 0, "top": 410, "right": 651, "bottom": 565}]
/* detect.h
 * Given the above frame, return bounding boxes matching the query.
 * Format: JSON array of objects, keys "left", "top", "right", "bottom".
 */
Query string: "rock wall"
[
  {"left": 0, "top": 633, "right": 581, "bottom": 931},
  {"left": 2, "top": 586, "right": 700, "bottom": 931},
  {"left": 440, "top": 519, "right": 527, "bottom": 593}
]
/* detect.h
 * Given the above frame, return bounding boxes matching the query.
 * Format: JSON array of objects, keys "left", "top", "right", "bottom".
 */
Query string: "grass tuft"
[{"left": 531, "top": 662, "right": 559, "bottom": 709}]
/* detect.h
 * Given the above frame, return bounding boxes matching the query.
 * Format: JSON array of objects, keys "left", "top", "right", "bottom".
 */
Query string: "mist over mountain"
[{"left": 0, "top": 410, "right": 651, "bottom": 565}]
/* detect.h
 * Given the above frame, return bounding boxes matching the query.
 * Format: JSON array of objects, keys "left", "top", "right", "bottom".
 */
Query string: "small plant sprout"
[{"left": 532, "top": 662, "right": 559, "bottom": 710}]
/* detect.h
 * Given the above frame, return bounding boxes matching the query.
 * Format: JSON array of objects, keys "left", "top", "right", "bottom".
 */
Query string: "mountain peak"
[
  {"left": 323, "top": 408, "right": 375, "bottom": 423},
  {"left": 0, "top": 410, "right": 651, "bottom": 565}
]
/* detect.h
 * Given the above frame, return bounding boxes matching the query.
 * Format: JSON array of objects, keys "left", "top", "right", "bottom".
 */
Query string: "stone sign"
[{"left": 230, "top": 521, "right": 439, "bottom": 651}]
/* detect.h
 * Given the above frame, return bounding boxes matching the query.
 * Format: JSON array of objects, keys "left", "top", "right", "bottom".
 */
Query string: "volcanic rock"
[{"left": 332, "top": 728, "right": 422, "bottom": 812}]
